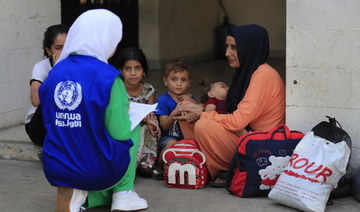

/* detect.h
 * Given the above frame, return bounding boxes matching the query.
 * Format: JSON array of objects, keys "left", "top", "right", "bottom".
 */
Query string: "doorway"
[{"left": 61, "top": 0, "right": 138, "bottom": 50}]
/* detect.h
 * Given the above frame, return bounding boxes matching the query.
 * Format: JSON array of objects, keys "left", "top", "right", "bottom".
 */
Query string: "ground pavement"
[{"left": 1, "top": 157, "right": 359, "bottom": 212}]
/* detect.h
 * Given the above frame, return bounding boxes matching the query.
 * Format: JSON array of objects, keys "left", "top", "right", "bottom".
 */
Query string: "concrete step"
[
  {"left": 0, "top": 124, "right": 41, "bottom": 161},
  {"left": 0, "top": 140, "right": 41, "bottom": 161}
]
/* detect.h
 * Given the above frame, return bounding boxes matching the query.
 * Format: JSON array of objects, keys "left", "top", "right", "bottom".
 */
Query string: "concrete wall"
[
  {"left": 138, "top": 0, "right": 160, "bottom": 66},
  {"left": 286, "top": 0, "right": 360, "bottom": 170},
  {"left": 0, "top": 0, "right": 61, "bottom": 128},
  {"left": 158, "top": 0, "right": 218, "bottom": 61},
  {"left": 139, "top": 0, "right": 286, "bottom": 68},
  {"left": 223, "top": 0, "right": 286, "bottom": 56},
  {"left": 139, "top": 0, "right": 219, "bottom": 68}
]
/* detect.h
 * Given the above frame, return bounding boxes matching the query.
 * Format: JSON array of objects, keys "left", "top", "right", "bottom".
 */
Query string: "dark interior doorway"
[{"left": 61, "top": 0, "right": 138, "bottom": 51}]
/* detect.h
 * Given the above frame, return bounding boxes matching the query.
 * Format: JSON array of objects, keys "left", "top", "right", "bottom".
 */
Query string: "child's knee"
[{"left": 164, "top": 139, "right": 177, "bottom": 149}]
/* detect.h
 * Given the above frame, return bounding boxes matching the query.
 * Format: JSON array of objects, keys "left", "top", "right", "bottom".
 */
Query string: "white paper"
[{"left": 129, "top": 102, "right": 158, "bottom": 131}]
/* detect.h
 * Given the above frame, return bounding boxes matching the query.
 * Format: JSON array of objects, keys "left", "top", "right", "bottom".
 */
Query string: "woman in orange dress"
[{"left": 175, "top": 24, "right": 285, "bottom": 187}]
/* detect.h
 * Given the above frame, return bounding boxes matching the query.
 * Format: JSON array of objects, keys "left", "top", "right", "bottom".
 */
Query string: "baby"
[{"left": 199, "top": 79, "right": 229, "bottom": 114}]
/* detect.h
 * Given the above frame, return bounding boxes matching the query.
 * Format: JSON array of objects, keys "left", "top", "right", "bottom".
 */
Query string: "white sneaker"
[
  {"left": 111, "top": 190, "right": 148, "bottom": 211},
  {"left": 70, "top": 189, "right": 88, "bottom": 212},
  {"left": 55, "top": 187, "right": 87, "bottom": 212}
]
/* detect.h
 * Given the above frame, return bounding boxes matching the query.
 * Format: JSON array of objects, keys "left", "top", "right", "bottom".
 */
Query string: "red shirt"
[{"left": 204, "top": 97, "right": 227, "bottom": 114}]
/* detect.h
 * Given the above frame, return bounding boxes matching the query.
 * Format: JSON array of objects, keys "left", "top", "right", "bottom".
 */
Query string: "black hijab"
[{"left": 225, "top": 24, "right": 269, "bottom": 113}]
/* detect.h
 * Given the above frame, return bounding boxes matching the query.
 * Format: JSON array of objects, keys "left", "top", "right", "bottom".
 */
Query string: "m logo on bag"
[
  {"left": 168, "top": 163, "right": 196, "bottom": 185},
  {"left": 54, "top": 81, "right": 82, "bottom": 111}
]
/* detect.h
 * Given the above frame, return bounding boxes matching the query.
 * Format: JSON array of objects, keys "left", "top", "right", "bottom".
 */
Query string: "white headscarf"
[{"left": 57, "top": 9, "right": 123, "bottom": 64}]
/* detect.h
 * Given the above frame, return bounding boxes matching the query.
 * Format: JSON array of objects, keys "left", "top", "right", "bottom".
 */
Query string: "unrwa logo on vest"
[{"left": 54, "top": 81, "right": 82, "bottom": 111}]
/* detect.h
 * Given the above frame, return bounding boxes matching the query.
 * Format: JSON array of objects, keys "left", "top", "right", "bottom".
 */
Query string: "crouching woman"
[{"left": 39, "top": 9, "right": 147, "bottom": 211}]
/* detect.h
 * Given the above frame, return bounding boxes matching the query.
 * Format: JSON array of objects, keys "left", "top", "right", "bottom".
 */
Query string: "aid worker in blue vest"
[{"left": 39, "top": 9, "right": 148, "bottom": 212}]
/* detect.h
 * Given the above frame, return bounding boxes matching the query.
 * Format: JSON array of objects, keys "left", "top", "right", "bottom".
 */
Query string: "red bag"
[
  {"left": 163, "top": 139, "right": 208, "bottom": 189},
  {"left": 226, "top": 124, "right": 304, "bottom": 197}
]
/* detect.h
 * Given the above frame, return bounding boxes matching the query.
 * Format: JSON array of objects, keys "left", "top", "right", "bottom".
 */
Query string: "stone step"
[
  {"left": 0, "top": 140, "right": 41, "bottom": 161},
  {"left": 0, "top": 124, "right": 41, "bottom": 161}
]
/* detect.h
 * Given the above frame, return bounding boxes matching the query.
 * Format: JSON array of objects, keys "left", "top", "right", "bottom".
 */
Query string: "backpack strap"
[{"left": 265, "top": 124, "right": 290, "bottom": 140}]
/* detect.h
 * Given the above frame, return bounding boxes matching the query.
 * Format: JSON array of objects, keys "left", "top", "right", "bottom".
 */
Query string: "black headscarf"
[{"left": 225, "top": 24, "right": 269, "bottom": 113}]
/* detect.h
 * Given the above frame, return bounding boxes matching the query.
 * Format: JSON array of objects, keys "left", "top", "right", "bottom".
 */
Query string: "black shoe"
[{"left": 151, "top": 167, "right": 164, "bottom": 180}]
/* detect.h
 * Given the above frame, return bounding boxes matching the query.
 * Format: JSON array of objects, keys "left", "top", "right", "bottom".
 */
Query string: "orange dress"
[{"left": 180, "top": 63, "right": 285, "bottom": 179}]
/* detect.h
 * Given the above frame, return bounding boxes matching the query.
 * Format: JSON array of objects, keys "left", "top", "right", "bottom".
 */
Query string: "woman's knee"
[{"left": 194, "top": 119, "right": 213, "bottom": 135}]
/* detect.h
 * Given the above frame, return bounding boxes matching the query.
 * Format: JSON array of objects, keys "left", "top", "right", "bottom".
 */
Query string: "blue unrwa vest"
[{"left": 39, "top": 55, "right": 133, "bottom": 190}]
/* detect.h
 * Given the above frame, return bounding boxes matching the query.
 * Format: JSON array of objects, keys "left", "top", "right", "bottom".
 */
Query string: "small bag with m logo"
[{"left": 163, "top": 139, "right": 208, "bottom": 189}]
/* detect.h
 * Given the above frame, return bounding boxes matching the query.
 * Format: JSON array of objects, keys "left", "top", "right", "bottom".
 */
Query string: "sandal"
[
  {"left": 209, "top": 171, "right": 227, "bottom": 188},
  {"left": 151, "top": 167, "right": 164, "bottom": 180}
]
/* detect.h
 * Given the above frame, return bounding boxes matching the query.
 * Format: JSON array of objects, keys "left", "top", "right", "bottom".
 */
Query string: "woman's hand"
[
  {"left": 173, "top": 104, "right": 204, "bottom": 123},
  {"left": 51, "top": 54, "right": 60, "bottom": 66}
]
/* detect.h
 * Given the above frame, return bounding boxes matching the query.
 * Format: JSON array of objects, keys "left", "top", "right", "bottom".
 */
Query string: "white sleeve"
[{"left": 31, "top": 58, "right": 51, "bottom": 83}]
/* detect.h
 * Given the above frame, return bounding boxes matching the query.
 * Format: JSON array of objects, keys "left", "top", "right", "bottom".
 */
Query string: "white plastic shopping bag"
[{"left": 268, "top": 131, "right": 350, "bottom": 212}]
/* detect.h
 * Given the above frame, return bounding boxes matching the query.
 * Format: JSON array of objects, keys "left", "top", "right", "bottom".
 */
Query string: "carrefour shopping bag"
[{"left": 268, "top": 131, "right": 350, "bottom": 212}]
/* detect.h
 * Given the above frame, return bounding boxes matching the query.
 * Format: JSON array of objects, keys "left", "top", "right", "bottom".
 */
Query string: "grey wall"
[
  {"left": 139, "top": 0, "right": 286, "bottom": 68},
  {"left": 223, "top": 0, "right": 286, "bottom": 56},
  {"left": 0, "top": 0, "right": 61, "bottom": 128},
  {"left": 139, "top": 0, "right": 219, "bottom": 68},
  {"left": 286, "top": 0, "right": 360, "bottom": 170}
]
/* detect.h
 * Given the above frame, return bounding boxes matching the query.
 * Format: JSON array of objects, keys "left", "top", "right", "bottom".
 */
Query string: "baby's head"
[
  {"left": 199, "top": 79, "right": 229, "bottom": 103},
  {"left": 163, "top": 59, "right": 191, "bottom": 96}
]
